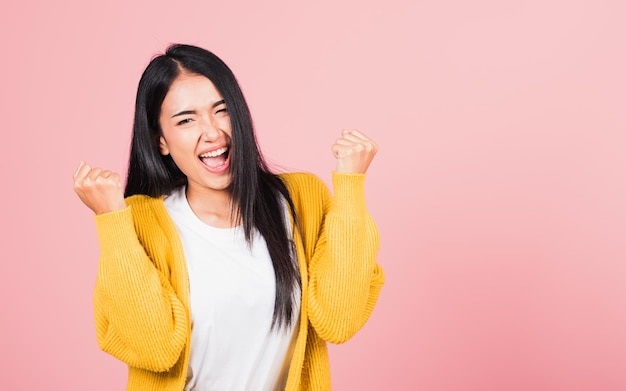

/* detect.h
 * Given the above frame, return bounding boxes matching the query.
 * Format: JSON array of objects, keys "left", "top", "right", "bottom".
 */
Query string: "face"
[{"left": 159, "top": 72, "right": 232, "bottom": 196}]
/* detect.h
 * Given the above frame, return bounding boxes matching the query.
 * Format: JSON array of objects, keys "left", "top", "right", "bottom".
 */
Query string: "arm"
[
  {"left": 306, "top": 130, "right": 385, "bottom": 343},
  {"left": 74, "top": 162, "right": 187, "bottom": 371}
]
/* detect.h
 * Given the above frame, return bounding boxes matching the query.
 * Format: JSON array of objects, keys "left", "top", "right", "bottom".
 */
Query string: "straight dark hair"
[{"left": 125, "top": 43, "right": 300, "bottom": 329}]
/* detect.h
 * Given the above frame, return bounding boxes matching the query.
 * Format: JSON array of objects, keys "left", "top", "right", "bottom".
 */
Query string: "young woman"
[{"left": 73, "top": 43, "right": 384, "bottom": 391}]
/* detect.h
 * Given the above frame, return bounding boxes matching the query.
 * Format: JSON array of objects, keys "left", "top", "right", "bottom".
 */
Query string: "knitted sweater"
[{"left": 93, "top": 172, "right": 385, "bottom": 391}]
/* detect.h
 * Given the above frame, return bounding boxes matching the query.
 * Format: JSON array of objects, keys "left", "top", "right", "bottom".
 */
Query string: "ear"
[{"left": 159, "top": 136, "right": 170, "bottom": 155}]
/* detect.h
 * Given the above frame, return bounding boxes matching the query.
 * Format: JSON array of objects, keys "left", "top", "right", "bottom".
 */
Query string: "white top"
[{"left": 164, "top": 187, "right": 300, "bottom": 391}]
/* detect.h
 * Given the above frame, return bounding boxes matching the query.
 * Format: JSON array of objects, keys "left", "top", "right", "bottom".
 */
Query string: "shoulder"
[
  {"left": 123, "top": 194, "right": 178, "bottom": 249},
  {"left": 278, "top": 172, "right": 331, "bottom": 219}
]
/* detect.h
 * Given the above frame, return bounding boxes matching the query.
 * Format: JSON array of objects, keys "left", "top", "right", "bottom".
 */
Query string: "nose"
[{"left": 200, "top": 117, "right": 221, "bottom": 141}]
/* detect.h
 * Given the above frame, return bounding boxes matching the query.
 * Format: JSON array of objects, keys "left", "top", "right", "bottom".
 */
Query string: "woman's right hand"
[{"left": 73, "top": 161, "right": 127, "bottom": 215}]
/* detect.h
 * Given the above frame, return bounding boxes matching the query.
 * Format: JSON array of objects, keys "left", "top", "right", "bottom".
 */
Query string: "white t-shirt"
[{"left": 164, "top": 187, "right": 300, "bottom": 391}]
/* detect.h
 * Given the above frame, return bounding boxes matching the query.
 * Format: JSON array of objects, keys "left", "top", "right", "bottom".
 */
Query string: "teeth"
[{"left": 200, "top": 147, "right": 228, "bottom": 158}]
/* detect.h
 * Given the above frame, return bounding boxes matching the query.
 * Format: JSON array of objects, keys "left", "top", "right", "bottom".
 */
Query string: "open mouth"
[{"left": 199, "top": 146, "right": 230, "bottom": 169}]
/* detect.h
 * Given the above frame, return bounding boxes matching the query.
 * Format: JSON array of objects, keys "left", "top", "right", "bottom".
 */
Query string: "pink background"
[{"left": 2, "top": 0, "right": 625, "bottom": 389}]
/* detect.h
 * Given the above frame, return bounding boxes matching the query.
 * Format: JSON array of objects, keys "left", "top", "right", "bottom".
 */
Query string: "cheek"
[{"left": 164, "top": 128, "right": 195, "bottom": 148}]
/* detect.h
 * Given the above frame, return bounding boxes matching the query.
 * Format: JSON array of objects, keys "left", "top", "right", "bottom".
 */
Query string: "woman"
[{"left": 73, "top": 43, "right": 384, "bottom": 391}]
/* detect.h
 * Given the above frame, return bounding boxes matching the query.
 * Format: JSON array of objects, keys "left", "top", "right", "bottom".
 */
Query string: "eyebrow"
[
  {"left": 213, "top": 99, "right": 226, "bottom": 108},
  {"left": 171, "top": 100, "right": 227, "bottom": 118}
]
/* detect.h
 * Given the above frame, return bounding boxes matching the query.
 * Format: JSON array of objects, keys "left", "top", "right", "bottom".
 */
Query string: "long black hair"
[{"left": 125, "top": 44, "right": 300, "bottom": 329}]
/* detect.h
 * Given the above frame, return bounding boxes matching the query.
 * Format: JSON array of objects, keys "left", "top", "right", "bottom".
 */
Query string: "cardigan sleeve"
[
  {"left": 92, "top": 205, "right": 188, "bottom": 372},
  {"left": 306, "top": 172, "right": 385, "bottom": 344}
]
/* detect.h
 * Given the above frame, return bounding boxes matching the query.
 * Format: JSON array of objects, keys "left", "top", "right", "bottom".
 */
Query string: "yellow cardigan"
[{"left": 93, "top": 172, "right": 384, "bottom": 390}]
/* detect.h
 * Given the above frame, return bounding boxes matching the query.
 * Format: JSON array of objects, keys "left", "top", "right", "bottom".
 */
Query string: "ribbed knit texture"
[{"left": 93, "top": 172, "right": 384, "bottom": 391}]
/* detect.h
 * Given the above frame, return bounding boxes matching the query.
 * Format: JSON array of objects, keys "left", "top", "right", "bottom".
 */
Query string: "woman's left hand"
[{"left": 331, "top": 129, "right": 378, "bottom": 174}]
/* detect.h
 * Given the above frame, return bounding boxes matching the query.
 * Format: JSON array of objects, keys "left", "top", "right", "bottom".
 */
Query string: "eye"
[
  {"left": 176, "top": 118, "right": 193, "bottom": 126},
  {"left": 216, "top": 107, "right": 229, "bottom": 115}
]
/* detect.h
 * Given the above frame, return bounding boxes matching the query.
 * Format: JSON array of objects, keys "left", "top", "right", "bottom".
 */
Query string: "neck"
[{"left": 185, "top": 185, "right": 240, "bottom": 228}]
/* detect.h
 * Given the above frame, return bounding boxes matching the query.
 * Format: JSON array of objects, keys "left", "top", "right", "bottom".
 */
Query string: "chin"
[{"left": 208, "top": 177, "right": 232, "bottom": 192}]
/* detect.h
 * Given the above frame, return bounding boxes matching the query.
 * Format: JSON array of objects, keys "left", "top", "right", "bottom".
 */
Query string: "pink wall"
[{"left": 2, "top": 0, "right": 625, "bottom": 389}]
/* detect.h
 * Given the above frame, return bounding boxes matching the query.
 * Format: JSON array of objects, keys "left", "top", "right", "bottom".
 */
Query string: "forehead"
[{"left": 161, "top": 73, "right": 223, "bottom": 112}]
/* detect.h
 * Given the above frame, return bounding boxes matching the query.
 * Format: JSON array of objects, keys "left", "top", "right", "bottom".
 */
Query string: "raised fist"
[
  {"left": 331, "top": 129, "right": 378, "bottom": 174},
  {"left": 73, "top": 161, "right": 126, "bottom": 215}
]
